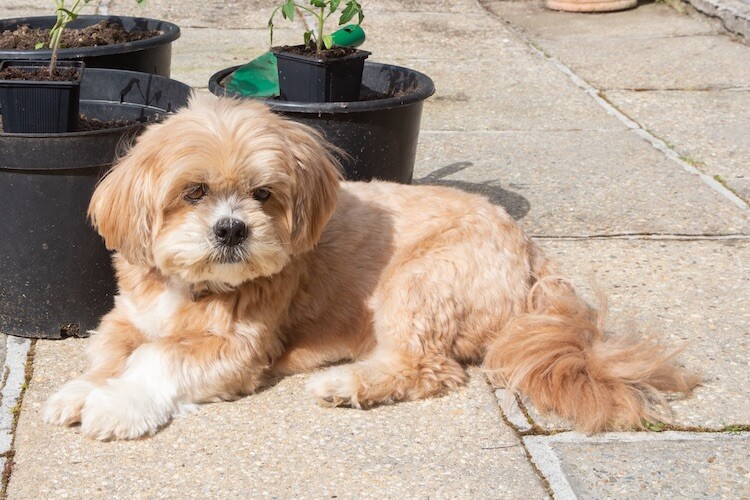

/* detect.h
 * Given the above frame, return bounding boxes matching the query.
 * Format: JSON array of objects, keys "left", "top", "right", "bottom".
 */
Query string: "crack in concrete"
[{"left": 531, "top": 233, "right": 750, "bottom": 240}]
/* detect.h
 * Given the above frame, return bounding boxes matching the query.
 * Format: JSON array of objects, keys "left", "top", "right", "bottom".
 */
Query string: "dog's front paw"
[
  {"left": 80, "top": 380, "right": 173, "bottom": 441},
  {"left": 306, "top": 366, "right": 361, "bottom": 408},
  {"left": 43, "top": 379, "right": 97, "bottom": 426}
]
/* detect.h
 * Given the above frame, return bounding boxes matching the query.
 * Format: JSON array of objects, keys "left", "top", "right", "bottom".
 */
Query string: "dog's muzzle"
[
  {"left": 212, "top": 217, "right": 249, "bottom": 263},
  {"left": 214, "top": 217, "right": 247, "bottom": 247}
]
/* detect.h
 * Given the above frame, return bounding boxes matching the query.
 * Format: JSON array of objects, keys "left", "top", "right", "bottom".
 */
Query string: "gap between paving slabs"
[{"left": 0, "top": 336, "right": 32, "bottom": 496}]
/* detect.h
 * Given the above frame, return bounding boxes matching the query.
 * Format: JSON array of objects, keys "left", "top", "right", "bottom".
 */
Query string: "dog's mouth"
[{"left": 210, "top": 245, "right": 248, "bottom": 265}]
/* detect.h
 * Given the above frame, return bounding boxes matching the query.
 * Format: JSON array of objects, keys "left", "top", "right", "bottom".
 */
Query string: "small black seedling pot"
[
  {"left": 271, "top": 46, "right": 370, "bottom": 103},
  {"left": 0, "top": 59, "right": 84, "bottom": 133}
]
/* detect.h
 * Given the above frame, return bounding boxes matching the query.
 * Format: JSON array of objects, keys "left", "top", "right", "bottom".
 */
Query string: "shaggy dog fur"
[{"left": 43, "top": 96, "right": 698, "bottom": 440}]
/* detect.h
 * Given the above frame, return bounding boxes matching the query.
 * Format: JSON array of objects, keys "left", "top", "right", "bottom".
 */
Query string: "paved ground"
[{"left": 1, "top": 0, "right": 749, "bottom": 497}]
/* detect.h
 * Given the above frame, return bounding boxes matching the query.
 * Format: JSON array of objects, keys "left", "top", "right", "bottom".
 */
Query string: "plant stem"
[
  {"left": 48, "top": 0, "right": 87, "bottom": 76},
  {"left": 48, "top": 1, "right": 65, "bottom": 75},
  {"left": 316, "top": 5, "right": 324, "bottom": 52}
]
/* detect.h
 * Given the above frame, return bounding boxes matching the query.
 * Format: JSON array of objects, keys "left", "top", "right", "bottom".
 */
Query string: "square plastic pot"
[
  {"left": 0, "top": 59, "right": 84, "bottom": 133},
  {"left": 271, "top": 46, "right": 370, "bottom": 103}
]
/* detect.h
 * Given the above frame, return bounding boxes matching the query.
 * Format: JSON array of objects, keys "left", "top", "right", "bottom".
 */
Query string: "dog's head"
[{"left": 89, "top": 95, "right": 341, "bottom": 287}]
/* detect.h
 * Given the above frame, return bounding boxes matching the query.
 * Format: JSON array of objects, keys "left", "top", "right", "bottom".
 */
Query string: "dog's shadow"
[{"left": 413, "top": 162, "right": 531, "bottom": 220}]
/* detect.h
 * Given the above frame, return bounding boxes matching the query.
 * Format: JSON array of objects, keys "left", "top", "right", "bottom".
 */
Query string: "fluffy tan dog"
[{"left": 43, "top": 95, "right": 698, "bottom": 440}]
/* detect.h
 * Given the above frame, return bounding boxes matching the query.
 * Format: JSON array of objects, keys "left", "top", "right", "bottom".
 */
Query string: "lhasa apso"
[{"left": 44, "top": 95, "right": 698, "bottom": 440}]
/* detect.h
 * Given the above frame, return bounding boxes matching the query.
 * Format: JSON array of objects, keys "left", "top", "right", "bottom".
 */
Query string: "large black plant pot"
[
  {"left": 209, "top": 62, "right": 435, "bottom": 184},
  {"left": 0, "top": 15, "right": 180, "bottom": 77},
  {"left": 0, "top": 68, "right": 191, "bottom": 339}
]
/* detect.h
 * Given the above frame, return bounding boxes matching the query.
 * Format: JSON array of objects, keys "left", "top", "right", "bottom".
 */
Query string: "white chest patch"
[{"left": 117, "top": 285, "right": 187, "bottom": 339}]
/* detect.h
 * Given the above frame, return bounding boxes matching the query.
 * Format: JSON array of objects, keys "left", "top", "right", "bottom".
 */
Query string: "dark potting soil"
[
  {"left": 275, "top": 44, "right": 360, "bottom": 61},
  {"left": 0, "top": 65, "right": 80, "bottom": 81},
  {"left": 0, "top": 21, "right": 161, "bottom": 50},
  {"left": 0, "top": 114, "right": 152, "bottom": 133},
  {"left": 78, "top": 114, "right": 141, "bottom": 131}
]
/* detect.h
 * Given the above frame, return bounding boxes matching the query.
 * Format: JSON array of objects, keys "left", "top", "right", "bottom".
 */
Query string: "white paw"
[
  {"left": 306, "top": 366, "right": 361, "bottom": 408},
  {"left": 80, "top": 380, "right": 175, "bottom": 441},
  {"left": 43, "top": 379, "right": 97, "bottom": 426}
]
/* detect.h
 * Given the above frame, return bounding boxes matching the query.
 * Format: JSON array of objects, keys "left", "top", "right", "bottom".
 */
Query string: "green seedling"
[
  {"left": 36, "top": 0, "right": 146, "bottom": 75},
  {"left": 268, "top": 0, "right": 364, "bottom": 53}
]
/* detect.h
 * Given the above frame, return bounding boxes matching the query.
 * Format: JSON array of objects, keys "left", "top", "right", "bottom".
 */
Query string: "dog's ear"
[
  {"left": 88, "top": 148, "right": 158, "bottom": 266},
  {"left": 281, "top": 121, "right": 342, "bottom": 254}
]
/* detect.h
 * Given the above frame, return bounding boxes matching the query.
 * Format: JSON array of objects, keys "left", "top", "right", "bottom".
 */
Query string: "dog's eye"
[
  {"left": 185, "top": 184, "right": 207, "bottom": 202},
  {"left": 253, "top": 187, "right": 271, "bottom": 203}
]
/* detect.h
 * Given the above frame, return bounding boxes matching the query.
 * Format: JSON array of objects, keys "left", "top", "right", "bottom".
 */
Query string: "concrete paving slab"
[
  {"left": 105, "top": 0, "right": 485, "bottom": 29},
  {"left": 418, "top": 58, "right": 625, "bottom": 132},
  {"left": 170, "top": 26, "right": 299, "bottom": 89},
  {"left": 604, "top": 89, "right": 750, "bottom": 181},
  {"left": 0, "top": 337, "right": 30, "bottom": 457},
  {"left": 0, "top": 335, "right": 7, "bottom": 377},
  {"left": 0, "top": 4, "right": 48, "bottom": 18},
  {"left": 729, "top": 178, "right": 750, "bottom": 203},
  {"left": 361, "top": 11, "right": 530, "bottom": 62},
  {"left": 685, "top": 0, "right": 750, "bottom": 38},
  {"left": 483, "top": 0, "right": 724, "bottom": 40},
  {"left": 525, "top": 432, "right": 750, "bottom": 498},
  {"left": 536, "top": 33, "right": 750, "bottom": 90},
  {"left": 9, "top": 340, "right": 546, "bottom": 498},
  {"left": 369, "top": 0, "right": 483, "bottom": 14},
  {"left": 525, "top": 239, "right": 750, "bottom": 430},
  {"left": 414, "top": 130, "right": 750, "bottom": 236},
  {"left": 105, "top": 0, "right": 282, "bottom": 29}
]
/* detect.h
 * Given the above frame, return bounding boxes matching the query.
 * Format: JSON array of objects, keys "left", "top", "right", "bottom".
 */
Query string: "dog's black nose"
[{"left": 214, "top": 218, "right": 247, "bottom": 247}]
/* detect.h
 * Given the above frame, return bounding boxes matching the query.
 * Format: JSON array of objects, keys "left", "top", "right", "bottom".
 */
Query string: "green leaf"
[
  {"left": 322, "top": 34, "right": 333, "bottom": 49},
  {"left": 282, "top": 0, "right": 295, "bottom": 20},
  {"left": 34, "top": 41, "right": 44, "bottom": 50},
  {"left": 329, "top": 0, "right": 341, "bottom": 13},
  {"left": 303, "top": 30, "right": 313, "bottom": 46},
  {"left": 339, "top": 3, "right": 355, "bottom": 24},
  {"left": 310, "top": 0, "right": 327, "bottom": 7}
]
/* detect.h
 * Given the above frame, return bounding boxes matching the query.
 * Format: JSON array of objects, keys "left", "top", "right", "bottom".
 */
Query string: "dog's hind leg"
[
  {"left": 306, "top": 267, "right": 482, "bottom": 407},
  {"left": 306, "top": 346, "right": 468, "bottom": 408}
]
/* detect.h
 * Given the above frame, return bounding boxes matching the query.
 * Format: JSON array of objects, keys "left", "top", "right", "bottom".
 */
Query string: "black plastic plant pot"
[
  {"left": 0, "top": 60, "right": 84, "bottom": 134},
  {"left": 0, "top": 16, "right": 180, "bottom": 77},
  {"left": 271, "top": 46, "right": 370, "bottom": 103},
  {"left": 209, "top": 62, "right": 435, "bottom": 183},
  {"left": 0, "top": 68, "right": 191, "bottom": 339}
]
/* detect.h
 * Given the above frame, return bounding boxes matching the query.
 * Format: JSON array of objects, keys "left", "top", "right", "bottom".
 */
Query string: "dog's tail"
[{"left": 483, "top": 259, "right": 699, "bottom": 433}]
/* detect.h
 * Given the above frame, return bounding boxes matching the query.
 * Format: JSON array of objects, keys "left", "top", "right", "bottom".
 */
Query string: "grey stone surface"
[
  {"left": 0, "top": 337, "right": 31, "bottom": 456},
  {"left": 418, "top": 59, "right": 624, "bottom": 132},
  {"left": 537, "top": 34, "right": 750, "bottom": 91},
  {"left": 526, "top": 432, "right": 750, "bottom": 498},
  {"left": 604, "top": 89, "right": 750, "bottom": 180},
  {"left": 485, "top": 0, "right": 724, "bottom": 39},
  {"left": 8, "top": 340, "right": 545, "bottom": 498},
  {"left": 363, "top": 12, "right": 528, "bottom": 62},
  {"left": 414, "top": 130, "right": 750, "bottom": 236},
  {"left": 484, "top": 1, "right": 750, "bottom": 91},
  {"left": 527, "top": 239, "right": 750, "bottom": 430},
  {"left": 0, "top": 2, "right": 49, "bottom": 18},
  {"left": 482, "top": 0, "right": 723, "bottom": 41},
  {"left": 105, "top": 0, "right": 284, "bottom": 28},
  {"left": 684, "top": 0, "right": 750, "bottom": 38},
  {"left": 0, "top": 335, "right": 6, "bottom": 377},
  {"left": 169, "top": 27, "right": 299, "bottom": 89}
]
